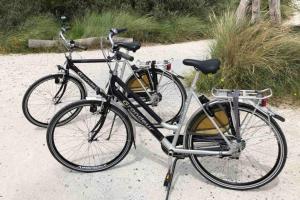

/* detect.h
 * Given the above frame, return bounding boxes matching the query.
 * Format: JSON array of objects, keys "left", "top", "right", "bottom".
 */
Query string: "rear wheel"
[
  {"left": 47, "top": 100, "right": 133, "bottom": 172},
  {"left": 184, "top": 102, "right": 287, "bottom": 190},
  {"left": 126, "top": 68, "right": 186, "bottom": 124}
]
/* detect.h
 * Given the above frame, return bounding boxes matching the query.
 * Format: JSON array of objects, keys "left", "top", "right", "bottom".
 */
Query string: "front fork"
[
  {"left": 53, "top": 65, "right": 69, "bottom": 104},
  {"left": 89, "top": 97, "right": 112, "bottom": 142}
]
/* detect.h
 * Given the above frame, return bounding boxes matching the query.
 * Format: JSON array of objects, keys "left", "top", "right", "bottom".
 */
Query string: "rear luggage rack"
[
  {"left": 212, "top": 88, "right": 272, "bottom": 104},
  {"left": 136, "top": 59, "right": 173, "bottom": 70}
]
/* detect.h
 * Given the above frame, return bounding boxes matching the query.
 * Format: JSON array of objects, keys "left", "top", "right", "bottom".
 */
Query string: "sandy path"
[
  {"left": 0, "top": 40, "right": 299, "bottom": 200},
  {"left": 285, "top": 0, "right": 300, "bottom": 26}
]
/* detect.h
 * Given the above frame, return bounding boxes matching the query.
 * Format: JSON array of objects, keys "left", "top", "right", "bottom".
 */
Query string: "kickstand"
[{"left": 163, "top": 158, "right": 179, "bottom": 200}]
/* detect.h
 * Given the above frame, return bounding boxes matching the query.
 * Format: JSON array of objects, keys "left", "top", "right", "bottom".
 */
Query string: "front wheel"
[
  {"left": 22, "top": 74, "right": 86, "bottom": 128},
  {"left": 47, "top": 100, "right": 133, "bottom": 172},
  {"left": 184, "top": 102, "right": 287, "bottom": 190}
]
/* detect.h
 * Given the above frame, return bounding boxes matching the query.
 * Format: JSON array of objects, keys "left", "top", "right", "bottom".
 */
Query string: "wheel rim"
[
  {"left": 26, "top": 75, "right": 84, "bottom": 125},
  {"left": 187, "top": 107, "right": 286, "bottom": 188},
  {"left": 153, "top": 72, "right": 184, "bottom": 122},
  {"left": 128, "top": 70, "right": 185, "bottom": 123},
  {"left": 49, "top": 103, "right": 131, "bottom": 171}
]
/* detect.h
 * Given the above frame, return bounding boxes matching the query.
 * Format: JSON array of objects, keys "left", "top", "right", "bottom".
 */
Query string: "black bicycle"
[
  {"left": 22, "top": 27, "right": 186, "bottom": 128},
  {"left": 46, "top": 29, "right": 287, "bottom": 199}
]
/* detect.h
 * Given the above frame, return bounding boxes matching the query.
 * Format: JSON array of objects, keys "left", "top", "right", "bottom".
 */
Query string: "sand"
[{"left": 0, "top": 40, "right": 299, "bottom": 200}]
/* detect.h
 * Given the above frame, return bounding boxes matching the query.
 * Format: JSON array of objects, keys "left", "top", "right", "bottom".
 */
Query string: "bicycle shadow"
[{"left": 58, "top": 123, "right": 281, "bottom": 193}]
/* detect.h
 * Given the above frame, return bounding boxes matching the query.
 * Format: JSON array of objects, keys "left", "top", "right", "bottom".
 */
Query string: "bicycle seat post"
[
  {"left": 191, "top": 71, "right": 200, "bottom": 90},
  {"left": 119, "top": 50, "right": 129, "bottom": 80}
]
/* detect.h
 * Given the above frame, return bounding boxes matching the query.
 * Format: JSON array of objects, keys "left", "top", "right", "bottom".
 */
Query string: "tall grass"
[
  {"left": 0, "top": 14, "right": 59, "bottom": 53},
  {"left": 189, "top": 12, "right": 300, "bottom": 102},
  {"left": 0, "top": 11, "right": 207, "bottom": 53},
  {"left": 69, "top": 12, "right": 158, "bottom": 41},
  {"left": 68, "top": 11, "right": 207, "bottom": 43}
]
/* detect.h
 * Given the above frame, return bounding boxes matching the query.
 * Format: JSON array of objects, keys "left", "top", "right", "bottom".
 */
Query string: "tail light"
[
  {"left": 260, "top": 98, "right": 268, "bottom": 107},
  {"left": 166, "top": 63, "right": 172, "bottom": 71}
]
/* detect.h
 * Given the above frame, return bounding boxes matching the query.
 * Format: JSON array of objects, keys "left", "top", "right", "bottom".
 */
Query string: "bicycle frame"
[
  {"left": 108, "top": 70, "right": 235, "bottom": 156},
  {"left": 65, "top": 58, "right": 109, "bottom": 97}
]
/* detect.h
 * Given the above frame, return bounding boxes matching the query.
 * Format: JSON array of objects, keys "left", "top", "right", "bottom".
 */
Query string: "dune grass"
[
  {"left": 0, "top": 15, "right": 59, "bottom": 53},
  {"left": 0, "top": 11, "right": 207, "bottom": 53},
  {"left": 68, "top": 11, "right": 207, "bottom": 43},
  {"left": 186, "top": 12, "right": 300, "bottom": 103}
]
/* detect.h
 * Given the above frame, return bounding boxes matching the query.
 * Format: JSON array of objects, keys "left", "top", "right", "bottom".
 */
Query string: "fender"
[
  {"left": 255, "top": 105, "right": 285, "bottom": 122},
  {"left": 242, "top": 100, "right": 285, "bottom": 122},
  {"left": 183, "top": 99, "right": 285, "bottom": 147},
  {"left": 272, "top": 114, "right": 285, "bottom": 122},
  {"left": 182, "top": 99, "right": 240, "bottom": 148}
]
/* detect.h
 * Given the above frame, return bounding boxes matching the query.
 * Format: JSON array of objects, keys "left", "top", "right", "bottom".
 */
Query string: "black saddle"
[
  {"left": 115, "top": 41, "right": 141, "bottom": 52},
  {"left": 183, "top": 59, "right": 221, "bottom": 74}
]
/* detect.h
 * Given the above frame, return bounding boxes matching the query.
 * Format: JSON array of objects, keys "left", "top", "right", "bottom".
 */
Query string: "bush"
[
  {"left": 189, "top": 12, "right": 300, "bottom": 102},
  {"left": 0, "top": 0, "right": 239, "bottom": 31},
  {"left": 0, "top": 0, "right": 44, "bottom": 30},
  {"left": 68, "top": 11, "right": 207, "bottom": 43},
  {"left": 69, "top": 11, "right": 158, "bottom": 41},
  {"left": 0, "top": 14, "right": 59, "bottom": 53}
]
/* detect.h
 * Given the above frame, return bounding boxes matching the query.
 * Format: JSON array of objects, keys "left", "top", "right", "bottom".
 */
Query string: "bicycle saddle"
[
  {"left": 115, "top": 41, "right": 141, "bottom": 52},
  {"left": 183, "top": 59, "right": 221, "bottom": 74}
]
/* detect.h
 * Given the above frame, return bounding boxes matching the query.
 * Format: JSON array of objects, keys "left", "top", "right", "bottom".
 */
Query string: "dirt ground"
[{"left": 0, "top": 40, "right": 299, "bottom": 200}]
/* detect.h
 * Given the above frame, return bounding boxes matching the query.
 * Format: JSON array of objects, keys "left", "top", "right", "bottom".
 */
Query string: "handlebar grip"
[
  {"left": 116, "top": 28, "right": 127, "bottom": 34},
  {"left": 110, "top": 28, "right": 127, "bottom": 36},
  {"left": 117, "top": 51, "right": 134, "bottom": 61}
]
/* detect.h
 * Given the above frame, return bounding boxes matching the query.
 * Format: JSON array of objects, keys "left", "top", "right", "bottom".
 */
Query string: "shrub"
[
  {"left": 68, "top": 11, "right": 207, "bottom": 43},
  {"left": 189, "top": 12, "right": 300, "bottom": 102},
  {"left": 69, "top": 11, "right": 158, "bottom": 40},
  {"left": 0, "top": 0, "right": 43, "bottom": 30},
  {"left": 0, "top": 14, "right": 59, "bottom": 53}
]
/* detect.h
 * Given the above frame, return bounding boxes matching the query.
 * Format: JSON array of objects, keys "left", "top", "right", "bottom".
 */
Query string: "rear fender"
[{"left": 243, "top": 100, "right": 285, "bottom": 122}]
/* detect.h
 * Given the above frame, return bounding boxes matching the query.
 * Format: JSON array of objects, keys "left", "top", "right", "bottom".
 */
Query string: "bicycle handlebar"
[
  {"left": 108, "top": 28, "right": 127, "bottom": 48},
  {"left": 59, "top": 31, "right": 87, "bottom": 51},
  {"left": 116, "top": 51, "right": 134, "bottom": 61},
  {"left": 107, "top": 28, "right": 135, "bottom": 62},
  {"left": 110, "top": 28, "right": 127, "bottom": 36},
  {"left": 59, "top": 26, "right": 132, "bottom": 61}
]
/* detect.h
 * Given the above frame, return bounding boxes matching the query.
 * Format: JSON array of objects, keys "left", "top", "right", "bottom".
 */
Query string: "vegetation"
[
  {"left": 187, "top": 12, "right": 300, "bottom": 102},
  {"left": 0, "top": 0, "right": 238, "bottom": 31},
  {"left": 0, "top": 0, "right": 296, "bottom": 53},
  {"left": 0, "top": 15, "right": 59, "bottom": 53},
  {"left": 0, "top": 11, "right": 208, "bottom": 53},
  {"left": 0, "top": 1, "right": 298, "bottom": 102},
  {"left": 69, "top": 11, "right": 207, "bottom": 42}
]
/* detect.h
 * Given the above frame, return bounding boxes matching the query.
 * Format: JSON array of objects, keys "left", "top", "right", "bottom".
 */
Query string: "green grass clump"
[
  {"left": 187, "top": 12, "right": 300, "bottom": 103},
  {"left": 158, "top": 16, "right": 207, "bottom": 42},
  {"left": 69, "top": 11, "right": 158, "bottom": 42},
  {"left": 0, "top": 11, "right": 207, "bottom": 53},
  {"left": 0, "top": 14, "right": 59, "bottom": 53},
  {"left": 68, "top": 11, "right": 207, "bottom": 43}
]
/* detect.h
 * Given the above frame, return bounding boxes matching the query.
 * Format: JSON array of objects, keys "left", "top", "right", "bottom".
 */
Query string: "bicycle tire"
[
  {"left": 47, "top": 100, "right": 133, "bottom": 172},
  {"left": 125, "top": 68, "right": 186, "bottom": 124},
  {"left": 22, "top": 74, "right": 86, "bottom": 128},
  {"left": 184, "top": 102, "right": 287, "bottom": 190}
]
